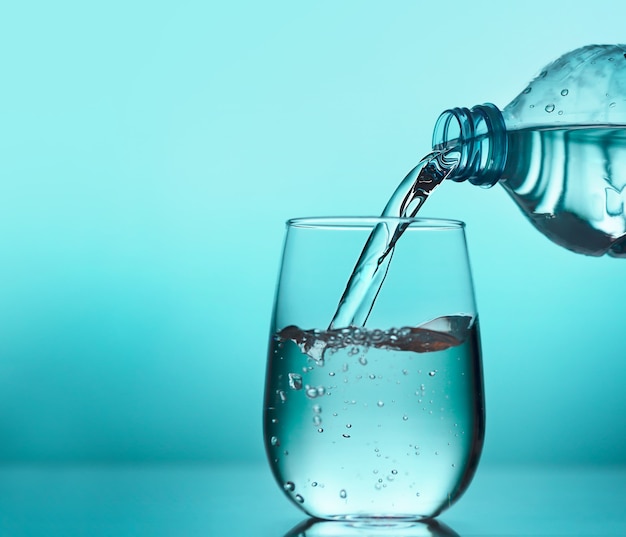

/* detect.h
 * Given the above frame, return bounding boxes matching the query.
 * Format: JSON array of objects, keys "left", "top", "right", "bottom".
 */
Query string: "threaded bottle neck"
[{"left": 432, "top": 103, "right": 508, "bottom": 187}]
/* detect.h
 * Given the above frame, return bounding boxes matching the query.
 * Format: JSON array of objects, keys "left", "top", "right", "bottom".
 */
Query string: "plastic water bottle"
[{"left": 432, "top": 44, "right": 626, "bottom": 257}]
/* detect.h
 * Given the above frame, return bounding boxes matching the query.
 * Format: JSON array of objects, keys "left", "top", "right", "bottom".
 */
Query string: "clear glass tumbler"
[{"left": 263, "top": 217, "right": 485, "bottom": 520}]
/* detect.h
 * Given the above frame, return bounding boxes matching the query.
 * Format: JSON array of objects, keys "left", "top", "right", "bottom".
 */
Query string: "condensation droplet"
[
  {"left": 545, "top": 104, "right": 555, "bottom": 113},
  {"left": 561, "top": 89, "right": 569, "bottom": 96},
  {"left": 284, "top": 481, "right": 295, "bottom": 491},
  {"left": 339, "top": 489, "right": 347, "bottom": 499}
]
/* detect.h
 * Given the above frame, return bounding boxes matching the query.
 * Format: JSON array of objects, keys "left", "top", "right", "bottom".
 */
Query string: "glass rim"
[{"left": 286, "top": 216, "right": 465, "bottom": 230}]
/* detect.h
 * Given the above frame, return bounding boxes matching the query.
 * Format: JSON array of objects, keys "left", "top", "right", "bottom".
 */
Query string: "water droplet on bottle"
[
  {"left": 284, "top": 481, "right": 295, "bottom": 491},
  {"left": 561, "top": 89, "right": 569, "bottom": 96},
  {"left": 339, "top": 489, "right": 347, "bottom": 499},
  {"left": 377, "top": 400, "right": 385, "bottom": 407},
  {"left": 270, "top": 436, "right": 280, "bottom": 446},
  {"left": 545, "top": 104, "right": 555, "bottom": 113},
  {"left": 428, "top": 370, "right": 437, "bottom": 377},
  {"left": 295, "top": 494, "right": 305, "bottom": 503}
]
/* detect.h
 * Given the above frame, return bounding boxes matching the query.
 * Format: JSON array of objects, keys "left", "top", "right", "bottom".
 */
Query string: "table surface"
[{"left": 0, "top": 462, "right": 623, "bottom": 536}]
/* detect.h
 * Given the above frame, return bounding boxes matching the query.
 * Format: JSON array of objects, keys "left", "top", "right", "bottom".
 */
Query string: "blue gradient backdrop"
[{"left": 1, "top": 1, "right": 625, "bottom": 464}]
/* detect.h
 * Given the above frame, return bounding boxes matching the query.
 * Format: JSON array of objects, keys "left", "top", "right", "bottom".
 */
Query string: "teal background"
[{"left": 0, "top": 1, "right": 625, "bottom": 464}]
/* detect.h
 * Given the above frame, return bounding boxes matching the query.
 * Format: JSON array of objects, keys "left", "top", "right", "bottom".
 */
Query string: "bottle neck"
[{"left": 432, "top": 103, "right": 508, "bottom": 187}]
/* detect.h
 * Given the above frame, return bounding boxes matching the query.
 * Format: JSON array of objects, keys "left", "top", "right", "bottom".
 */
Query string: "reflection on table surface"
[
  {"left": 0, "top": 462, "right": 623, "bottom": 536},
  {"left": 284, "top": 518, "right": 460, "bottom": 537}
]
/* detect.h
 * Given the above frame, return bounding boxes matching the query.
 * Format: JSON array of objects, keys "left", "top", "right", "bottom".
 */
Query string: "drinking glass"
[{"left": 263, "top": 217, "right": 485, "bottom": 520}]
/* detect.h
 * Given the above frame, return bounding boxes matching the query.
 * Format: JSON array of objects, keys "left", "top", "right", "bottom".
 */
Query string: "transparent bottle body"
[{"left": 433, "top": 44, "right": 626, "bottom": 257}]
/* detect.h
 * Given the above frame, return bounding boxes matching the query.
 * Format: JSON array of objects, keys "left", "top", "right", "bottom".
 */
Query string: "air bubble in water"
[
  {"left": 428, "top": 370, "right": 437, "bottom": 377},
  {"left": 610, "top": 102, "right": 617, "bottom": 108},
  {"left": 295, "top": 494, "right": 304, "bottom": 503},
  {"left": 313, "top": 415, "right": 322, "bottom": 426},
  {"left": 402, "top": 414, "right": 408, "bottom": 421},
  {"left": 523, "top": 86, "right": 532, "bottom": 94},
  {"left": 339, "top": 489, "right": 347, "bottom": 499},
  {"left": 313, "top": 404, "right": 322, "bottom": 414},
  {"left": 346, "top": 423, "right": 352, "bottom": 428},
  {"left": 377, "top": 401, "right": 384, "bottom": 407},
  {"left": 545, "top": 104, "right": 555, "bottom": 113},
  {"left": 342, "top": 433, "right": 351, "bottom": 438},
  {"left": 359, "top": 356, "right": 368, "bottom": 366},
  {"left": 288, "top": 373, "right": 302, "bottom": 390},
  {"left": 270, "top": 436, "right": 280, "bottom": 446},
  {"left": 561, "top": 89, "right": 569, "bottom": 96},
  {"left": 284, "top": 481, "right": 295, "bottom": 491}
]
